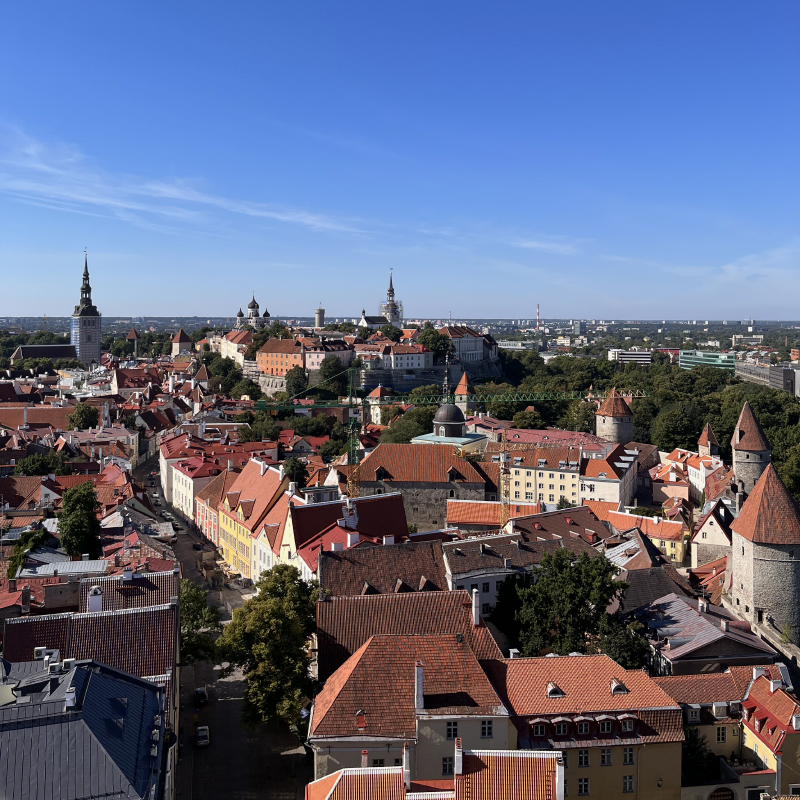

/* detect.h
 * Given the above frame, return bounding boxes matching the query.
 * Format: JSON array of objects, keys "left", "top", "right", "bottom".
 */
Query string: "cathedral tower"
[{"left": 70, "top": 253, "right": 102, "bottom": 368}]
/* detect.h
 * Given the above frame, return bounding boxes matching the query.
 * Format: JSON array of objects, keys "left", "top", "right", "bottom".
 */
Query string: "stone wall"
[
  {"left": 258, "top": 374, "right": 286, "bottom": 397},
  {"left": 596, "top": 414, "right": 633, "bottom": 445},
  {"left": 751, "top": 540, "right": 800, "bottom": 641},
  {"left": 359, "top": 480, "right": 485, "bottom": 531},
  {"left": 693, "top": 541, "right": 731, "bottom": 569},
  {"left": 733, "top": 449, "right": 771, "bottom": 494}
]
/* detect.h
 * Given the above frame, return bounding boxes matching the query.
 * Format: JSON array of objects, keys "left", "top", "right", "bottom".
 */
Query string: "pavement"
[{"left": 135, "top": 456, "right": 309, "bottom": 798}]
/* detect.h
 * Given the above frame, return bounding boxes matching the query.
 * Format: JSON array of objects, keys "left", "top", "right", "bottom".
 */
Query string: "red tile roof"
[
  {"left": 171, "top": 329, "right": 192, "bottom": 343},
  {"left": 607, "top": 511, "right": 684, "bottom": 542},
  {"left": 310, "top": 634, "right": 506, "bottom": 739},
  {"left": 654, "top": 665, "right": 782, "bottom": 705},
  {"left": 454, "top": 372, "right": 474, "bottom": 396},
  {"left": 318, "top": 540, "right": 447, "bottom": 596},
  {"left": 731, "top": 464, "right": 800, "bottom": 545},
  {"left": 509, "top": 507, "right": 613, "bottom": 546},
  {"left": 446, "top": 500, "right": 541, "bottom": 527},
  {"left": 304, "top": 769, "right": 405, "bottom": 800},
  {"left": 316, "top": 591, "right": 502, "bottom": 681},
  {"left": 596, "top": 388, "right": 632, "bottom": 418},
  {"left": 731, "top": 401, "right": 771, "bottom": 452},
  {"left": 698, "top": 423, "right": 719, "bottom": 447},
  {"left": 218, "top": 460, "right": 287, "bottom": 533},
  {"left": 743, "top": 674, "right": 800, "bottom": 753},
  {"left": 359, "top": 444, "right": 487, "bottom": 485},
  {"left": 456, "top": 750, "right": 561, "bottom": 800}
]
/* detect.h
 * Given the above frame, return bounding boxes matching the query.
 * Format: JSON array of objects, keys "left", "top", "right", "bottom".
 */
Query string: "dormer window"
[
  {"left": 610, "top": 679, "right": 628, "bottom": 695},
  {"left": 547, "top": 682, "right": 564, "bottom": 698},
  {"left": 621, "top": 719, "right": 634, "bottom": 732}
]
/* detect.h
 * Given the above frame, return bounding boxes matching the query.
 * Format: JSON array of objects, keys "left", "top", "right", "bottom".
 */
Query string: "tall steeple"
[
  {"left": 387, "top": 270, "right": 395, "bottom": 300},
  {"left": 383, "top": 270, "right": 400, "bottom": 327},
  {"left": 71, "top": 251, "right": 101, "bottom": 368}
]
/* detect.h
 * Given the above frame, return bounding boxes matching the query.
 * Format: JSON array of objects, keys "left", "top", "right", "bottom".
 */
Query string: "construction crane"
[{"left": 253, "top": 366, "right": 646, "bottom": 499}]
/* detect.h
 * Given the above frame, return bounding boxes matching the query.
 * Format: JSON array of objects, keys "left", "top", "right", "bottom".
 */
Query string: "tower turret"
[
  {"left": 594, "top": 388, "right": 633, "bottom": 445},
  {"left": 731, "top": 401, "right": 771, "bottom": 494}
]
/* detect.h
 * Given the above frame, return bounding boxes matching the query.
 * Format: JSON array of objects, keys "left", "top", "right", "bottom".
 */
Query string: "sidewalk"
[{"left": 175, "top": 663, "right": 196, "bottom": 800}]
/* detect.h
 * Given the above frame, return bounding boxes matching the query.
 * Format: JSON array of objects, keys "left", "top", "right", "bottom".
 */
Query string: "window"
[
  {"left": 514, "top": 491, "right": 520, "bottom": 499},
  {"left": 372, "top": 759, "right": 384, "bottom": 767},
  {"left": 456, "top": 585, "right": 464, "bottom": 590},
  {"left": 470, "top": 584, "right": 478, "bottom": 591},
  {"left": 539, "top": 493, "right": 544, "bottom": 500},
  {"left": 525, "top": 492, "right": 534, "bottom": 500},
  {"left": 578, "top": 750, "right": 589, "bottom": 767},
  {"left": 482, "top": 582, "right": 490, "bottom": 593},
  {"left": 623, "top": 748, "right": 634, "bottom": 765},
  {"left": 565, "top": 780, "right": 568, "bottom": 797},
  {"left": 442, "top": 757, "right": 454, "bottom": 775},
  {"left": 482, "top": 603, "right": 492, "bottom": 614},
  {"left": 670, "top": 541, "right": 676, "bottom": 549},
  {"left": 562, "top": 752, "right": 568, "bottom": 768},
  {"left": 702, "top": 531, "right": 707, "bottom": 539},
  {"left": 394, "top": 758, "right": 402, "bottom": 766},
  {"left": 623, "top": 775, "right": 634, "bottom": 793},
  {"left": 578, "top": 778, "right": 589, "bottom": 796},
  {"left": 446, "top": 721, "right": 458, "bottom": 739},
  {"left": 601, "top": 749, "right": 612, "bottom": 766},
  {"left": 555, "top": 722, "right": 568, "bottom": 736},
  {"left": 621, "top": 719, "right": 634, "bottom": 732},
  {"left": 481, "top": 720, "right": 493, "bottom": 738},
  {"left": 577, "top": 722, "right": 590, "bottom": 736},
  {"left": 533, "top": 724, "right": 545, "bottom": 737},
  {"left": 549, "top": 484, "right": 555, "bottom": 490},
  {"left": 599, "top": 720, "right": 612, "bottom": 734},
  {"left": 717, "top": 727, "right": 727, "bottom": 743},
  {"left": 549, "top": 495, "right": 555, "bottom": 502}
]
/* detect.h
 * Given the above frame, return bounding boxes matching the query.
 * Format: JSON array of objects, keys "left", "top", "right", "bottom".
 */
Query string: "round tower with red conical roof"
[{"left": 594, "top": 388, "right": 633, "bottom": 445}]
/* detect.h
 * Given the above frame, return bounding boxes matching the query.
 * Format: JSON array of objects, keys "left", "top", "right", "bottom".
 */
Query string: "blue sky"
[{"left": 0, "top": 2, "right": 798, "bottom": 319}]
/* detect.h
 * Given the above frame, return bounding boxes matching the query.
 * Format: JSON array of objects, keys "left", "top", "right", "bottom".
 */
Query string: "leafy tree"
[
  {"left": 230, "top": 378, "right": 262, "bottom": 401},
  {"left": 557, "top": 400, "right": 597, "bottom": 433},
  {"left": 489, "top": 572, "right": 532, "bottom": 648},
  {"left": 318, "top": 439, "right": 345, "bottom": 460},
  {"left": 293, "top": 414, "right": 331, "bottom": 437},
  {"left": 416, "top": 324, "right": 453, "bottom": 362},
  {"left": 594, "top": 616, "right": 650, "bottom": 669},
  {"left": 216, "top": 565, "right": 320, "bottom": 729},
  {"left": 238, "top": 413, "right": 280, "bottom": 443},
  {"left": 380, "top": 405, "right": 402, "bottom": 425},
  {"left": 409, "top": 384, "right": 441, "bottom": 399},
  {"left": 7, "top": 527, "right": 47, "bottom": 578},
  {"left": 208, "top": 356, "right": 239, "bottom": 378},
  {"left": 681, "top": 726, "right": 716, "bottom": 785},
  {"left": 379, "top": 418, "right": 426, "bottom": 444},
  {"left": 285, "top": 366, "right": 308, "bottom": 398},
  {"left": 14, "top": 451, "right": 70, "bottom": 476},
  {"left": 556, "top": 497, "right": 574, "bottom": 510},
  {"left": 58, "top": 481, "right": 102, "bottom": 558},
  {"left": 66, "top": 402, "right": 99, "bottom": 431},
  {"left": 513, "top": 409, "right": 544, "bottom": 429},
  {"left": 318, "top": 355, "right": 347, "bottom": 396},
  {"left": 650, "top": 403, "right": 704, "bottom": 451},
  {"left": 283, "top": 457, "right": 308, "bottom": 488},
  {"left": 379, "top": 324, "right": 403, "bottom": 342},
  {"left": 407, "top": 523, "right": 418, "bottom": 534},
  {"left": 179, "top": 579, "right": 221, "bottom": 663},
  {"left": 234, "top": 410, "right": 255, "bottom": 425},
  {"left": 516, "top": 550, "right": 626, "bottom": 656}
]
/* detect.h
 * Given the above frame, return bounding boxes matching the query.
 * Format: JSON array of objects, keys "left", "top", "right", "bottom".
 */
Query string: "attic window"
[
  {"left": 356, "top": 710, "right": 366, "bottom": 730},
  {"left": 547, "top": 682, "right": 564, "bottom": 698},
  {"left": 610, "top": 679, "right": 628, "bottom": 695}
]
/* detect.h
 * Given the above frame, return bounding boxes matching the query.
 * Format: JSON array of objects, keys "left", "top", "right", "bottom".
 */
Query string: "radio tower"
[{"left": 536, "top": 304, "right": 540, "bottom": 331}]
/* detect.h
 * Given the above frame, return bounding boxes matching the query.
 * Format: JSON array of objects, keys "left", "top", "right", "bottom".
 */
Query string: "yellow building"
[
  {"left": 216, "top": 458, "right": 288, "bottom": 580},
  {"left": 741, "top": 673, "right": 800, "bottom": 796},
  {"left": 483, "top": 654, "right": 684, "bottom": 800}
]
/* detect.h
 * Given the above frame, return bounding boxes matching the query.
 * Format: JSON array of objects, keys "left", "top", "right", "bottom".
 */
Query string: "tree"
[
  {"left": 417, "top": 324, "right": 453, "bottom": 362},
  {"left": 513, "top": 409, "right": 544, "bottom": 429},
  {"left": 66, "top": 402, "right": 99, "bottom": 431},
  {"left": 556, "top": 497, "right": 574, "bottom": 510},
  {"left": 380, "top": 417, "right": 426, "bottom": 444},
  {"left": 379, "top": 324, "right": 403, "bottom": 342},
  {"left": 215, "top": 565, "right": 320, "bottom": 729},
  {"left": 7, "top": 527, "right": 46, "bottom": 578},
  {"left": 14, "top": 451, "right": 70, "bottom": 476},
  {"left": 558, "top": 401, "right": 597, "bottom": 433},
  {"left": 318, "top": 439, "right": 344, "bottom": 460},
  {"left": 516, "top": 550, "right": 626, "bottom": 656},
  {"left": 230, "top": 378, "right": 262, "bottom": 401},
  {"left": 285, "top": 366, "right": 308, "bottom": 398},
  {"left": 58, "top": 481, "right": 102, "bottom": 558},
  {"left": 180, "top": 579, "right": 221, "bottom": 663},
  {"left": 489, "top": 572, "right": 532, "bottom": 648},
  {"left": 283, "top": 457, "right": 308, "bottom": 488},
  {"left": 234, "top": 411, "right": 255, "bottom": 425},
  {"left": 293, "top": 414, "right": 331, "bottom": 437},
  {"left": 594, "top": 616, "right": 650, "bottom": 669},
  {"left": 681, "top": 726, "right": 715, "bottom": 785},
  {"left": 318, "top": 356, "right": 347, "bottom": 396},
  {"left": 650, "top": 403, "right": 704, "bottom": 451}
]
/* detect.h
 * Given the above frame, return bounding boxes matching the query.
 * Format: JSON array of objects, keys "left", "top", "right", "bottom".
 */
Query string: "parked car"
[
  {"left": 195, "top": 725, "right": 210, "bottom": 746},
  {"left": 195, "top": 686, "right": 208, "bottom": 706},
  {"left": 160, "top": 511, "right": 172, "bottom": 520},
  {"left": 171, "top": 522, "right": 182, "bottom": 531},
  {"left": 151, "top": 492, "right": 159, "bottom": 498}
]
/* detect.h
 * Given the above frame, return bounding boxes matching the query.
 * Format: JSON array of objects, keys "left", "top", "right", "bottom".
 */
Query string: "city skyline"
[{"left": 1, "top": 2, "right": 798, "bottom": 317}]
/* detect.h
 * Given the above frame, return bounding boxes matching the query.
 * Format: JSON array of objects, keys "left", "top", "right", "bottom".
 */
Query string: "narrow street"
[{"left": 135, "top": 456, "right": 308, "bottom": 799}]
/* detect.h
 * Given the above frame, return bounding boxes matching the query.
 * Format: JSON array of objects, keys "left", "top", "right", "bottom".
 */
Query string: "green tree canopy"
[
  {"left": 513, "top": 409, "right": 544, "bottom": 429},
  {"left": 283, "top": 457, "right": 309, "bottom": 488},
  {"left": 215, "top": 565, "right": 320, "bottom": 730},
  {"left": 58, "top": 481, "right": 102, "bottom": 558},
  {"left": 66, "top": 402, "right": 99, "bottom": 431},
  {"left": 14, "top": 451, "right": 71, "bottom": 476},
  {"left": 516, "top": 550, "right": 626, "bottom": 656},
  {"left": 230, "top": 378, "right": 262, "bottom": 401},
  {"left": 379, "top": 324, "right": 403, "bottom": 342},
  {"left": 180, "top": 579, "right": 221, "bottom": 663},
  {"left": 318, "top": 355, "right": 347, "bottom": 396},
  {"left": 285, "top": 366, "right": 308, "bottom": 398},
  {"left": 417, "top": 324, "right": 454, "bottom": 362}
]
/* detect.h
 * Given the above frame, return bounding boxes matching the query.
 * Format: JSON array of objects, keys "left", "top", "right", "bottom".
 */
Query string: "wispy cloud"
[
  {"left": 0, "top": 125, "right": 362, "bottom": 234},
  {"left": 508, "top": 236, "right": 580, "bottom": 256}
]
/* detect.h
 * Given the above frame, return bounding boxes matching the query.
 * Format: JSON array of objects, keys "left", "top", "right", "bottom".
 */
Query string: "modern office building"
[{"left": 679, "top": 350, "right": 735, "bottom": 371}]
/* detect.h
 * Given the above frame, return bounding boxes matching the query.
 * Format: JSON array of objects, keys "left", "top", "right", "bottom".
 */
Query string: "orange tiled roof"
[
  {"left": 596, "top": 388, "right": 632, "bottom": 418},
  {"left": 607, "top": 511, "right": 684, "bottom": 542},
  {"left": 359, "top": 443, "right": 487, "bottom": 485},
  {"left": 698, "top": 423, "right": 718, "bottom": 448},
  {"left": 731, "top": 401, "right": 771, "bottom": 452},
  {"left": 731, "top": 464, "right": 800, "bottom": 545},
  {"left": 446, "top": 500, "right": 540, "bottom": 526},
  {"left": 743, "top": 674, "right": 800, "bottom": 752},
  {"left": 654, "top": 665, "right": 782, "bottom": 706},
  {"left": 456, "top": 750, "right": 561, "bottom": 800}
]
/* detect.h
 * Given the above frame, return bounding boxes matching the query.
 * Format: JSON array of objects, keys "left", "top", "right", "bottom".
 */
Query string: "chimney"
[
  {"left": 81, "top": 553, "right": 89, "bottom": 561},
  {"left": 279, "top": 464, "right": 285, "bottom": 480},
  {"left": 21, "top": 585, "right": 31, "bottom": 614},
  {"left": 403, "top": 742, "right": 411, "bottom": 789},
  {"left": 169, "top": 374, "right": 175, "bottom": 393},
  {"left": 88, "top": 586, "right": 103, "bottom": 613},
  {"left": 361, "top": 750, "right": 368, "bottom": 768},
  {"left": 770, "top": 679, "right": 782, "bottom": 694},
  {"left": 331, "top": 541, "right": 343, "bottom": 551},
  {"left": 65, "top": 687, "right": 77, "bottom": 709},
  {"left": 8, "top": 578, "right": 16, "bottom": 592},
  {"left": 471, "top": 588, "right": 480, "bottom": 627},
  {"left": 191, "top": 378, "right": 197, "bottom": 390},
  {"left": 509, "top": 648, "right": 520, "bottom": 659},
  {"left": 342, "top": 501, "right": 359, "bottom": 530},
  {"left": 383, "top": 535, "right": 394, "bottom": 546},
  {"left": 721, "top": 620, "right": 729, "bottom": 632},
  {"left": 698, "top": 598, "right": 708, "bottom": 614},
  {"left": 753, "top": 666, "right": 766, "bottom": 680},
  {"left": 228, "top": 459, "right": 234, "bottom": 471},
  {"left": 260, "top": 459, "right": 268, "bottom": 476},
  {"left": 347, "top": 531, "right": 359, "bottom": 548},
  {"left": 415, "top": 660, "right": 424, "bottom": 710},
  {"left": 288, "top": 482, "right": 297, "bottom": 497},
  {"left": 454, "top": 737, "right": 463, "bottom": 776}
]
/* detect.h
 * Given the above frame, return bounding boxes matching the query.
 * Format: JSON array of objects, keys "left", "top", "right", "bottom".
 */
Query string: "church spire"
[{"left": 387, "top": 270, "right": 394, "bottom": 300}]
